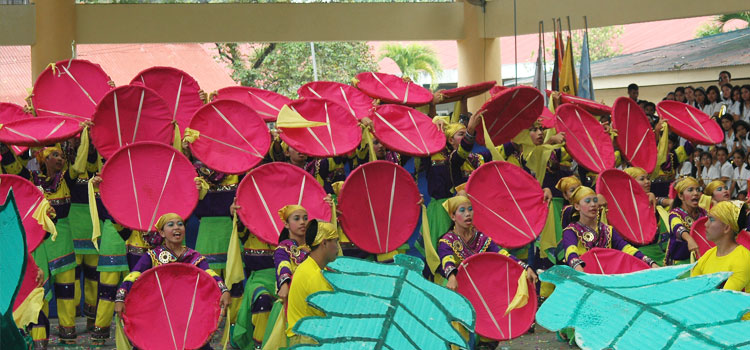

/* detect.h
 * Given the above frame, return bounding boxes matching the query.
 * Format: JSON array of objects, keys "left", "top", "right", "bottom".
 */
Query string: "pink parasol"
[
  {"left": 580, "top": 248, "right": 650, "bottom": 274},
  {"left": 31, "top": 59, "right": 112, "bottom": 121},
  {"left": 0, "top": 103, "right": 31, "bottom": 155},
  {"left": 277, "top": 98, "right": 361, "bottom": 157},
  {"left": 656, "top": 100, "right": 723, "bottom": 145},
  {"left": 555, "top": 104, "right": 615, "bottom": 173},
  {"left": 130, "top": 67, "right": 203, "bottom": 135},
  {"left": 354, "top": 72, "right": 433, "bottom": 106},
  {"left": 0, "top": 117, "right": 82, "bottom": 147},
  {"left": 596, "top": 169, "right": 657, "bottom": 245},
  {"left": 298, "top": 81, "right": 374, "bottom": 121},
  {"left": 612, "top": 97, "right": 657, "bottom": 173},
  {"left": 475, "top": 86, "right": 545, "bottom": 146},
  {"left": 438, "top": 81, "right": 496, "bottom": 103},
  {"left": 370, "top": 104, "right": 445, "bottom": 157},
  {"left": 0, "top": 175, "right": 48, "bottom": 252},
  {"left": 213, "top": 86, "right": 290, "bottom": 122},
  {"left": 559, "top": 92, "right": 612, "bottom": 116}
]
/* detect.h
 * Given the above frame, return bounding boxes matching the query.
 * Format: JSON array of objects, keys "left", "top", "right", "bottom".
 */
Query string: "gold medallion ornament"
[
  {"left": 452, "top": 240, "right": 463, "bottom": 253},
  {"left": 158, "top": 250, "right": 176, "bottom": 264},
  {"left": 290, "top": 245, "right": 300, "bottom": 258},
  {"left": 582, "top": 231, "right": 596, "bottom": 243},
  {"left": 684, "top": 216, "right": 694, "bottom": 228}
]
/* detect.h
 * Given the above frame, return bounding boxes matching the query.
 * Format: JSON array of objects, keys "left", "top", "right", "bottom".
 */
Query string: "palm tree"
[
  {"left": 378, "top": 43, "right": 442, "bottom": 89},
  {"left": 717, "top": 11, "right": 750, "bottom": 29}
]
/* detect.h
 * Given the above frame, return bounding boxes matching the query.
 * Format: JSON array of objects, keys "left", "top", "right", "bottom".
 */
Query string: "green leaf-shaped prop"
[
  {"left": 0, "top": 190, "right": 30, "bottom": 348},
  {"left": 538, "top": 265, "right": 750, "bottom": 349},
  {"left": 292, "top": 255, "right": 475, "bottom": 349}
]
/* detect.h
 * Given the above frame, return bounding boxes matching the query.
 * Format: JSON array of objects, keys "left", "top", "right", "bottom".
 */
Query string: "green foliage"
[
  {"left": 696, "top": 12, "right": 750, "bottom": 38},
  {"left": 695, "top": 22, "right": 723, "bottom": 38},
  {"left": 378, "top": 43, "right": 442, "bottom": 89},
  {"left": 540, "top": 26, "right": 624, "bottom": 65}
]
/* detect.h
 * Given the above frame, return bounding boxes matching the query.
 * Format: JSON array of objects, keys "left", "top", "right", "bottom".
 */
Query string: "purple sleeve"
[
  {"left": 437, "top": 239, "right": 457, "bottom": 279},
  {"left": 115, "top": 253, "right": 153, "bottom": 301},
  {"left": 561, "top": 228, "right": 583, "bottom": 268},
  {"left": 196, "top": 257, "right": 229, "bottom": 293},
  {"left": 274, "top": 245, "right": 293, "bottom": 289},
  {"left": 610, "top": 229, "right": 653, "bottom": 266}
]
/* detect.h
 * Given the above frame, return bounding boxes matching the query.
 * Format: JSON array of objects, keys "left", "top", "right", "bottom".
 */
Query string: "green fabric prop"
[
  {"left": 291, "top": 255, "right": 476, "bottom": 350},
  {"left": 0, "top": 190, "right": 30, "bottom": 348},
  {"left": 537, "top": 264, "right": 750, "bottom": 349}
]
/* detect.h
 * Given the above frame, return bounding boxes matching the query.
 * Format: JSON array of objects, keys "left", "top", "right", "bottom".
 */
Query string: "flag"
[
  {"left": 559, "top": 35, "right": 578, "bottom": 95},
  {"left": 533, "top": 31, "right": 548, "bottom": 106},
  {"left": 578, "top": 28, "right": 594, "bottom": 100},
  {"left": 551, "top": 26, "right": 563, "bottom": 92}
]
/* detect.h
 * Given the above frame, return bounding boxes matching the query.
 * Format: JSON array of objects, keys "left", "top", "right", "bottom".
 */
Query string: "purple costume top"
[{"left": 437, "top": 230, "right": 526, "bottom": 279}]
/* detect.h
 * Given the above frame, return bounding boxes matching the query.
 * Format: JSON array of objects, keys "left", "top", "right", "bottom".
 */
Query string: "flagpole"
[
  {"left": 566, "top": 16, "right": 572, "bottom": 38},
  {"left": 513, "top": 0, "right": 518, "bottom": 86},
  {"left": 540, "top": 21, "right": 546, "bottom": 72}
]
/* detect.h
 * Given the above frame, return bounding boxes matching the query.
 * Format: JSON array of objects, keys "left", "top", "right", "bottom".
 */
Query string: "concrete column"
[
  {"left": 456, "top": 1, "right": 501, "bottom": 113},
  {"left": 31, "top": 0, "right": 76, "bottom": 82}
]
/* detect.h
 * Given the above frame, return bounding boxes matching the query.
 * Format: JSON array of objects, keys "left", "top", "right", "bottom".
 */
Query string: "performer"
[
  {"left": 700, "top": 179, "right": 731, "bottom": 210},
  {"left": 556, "top": 176, "right": 582, "bottom": 229},
  {"left": 561, "top": 186, "right": 658, "bottom": 271},
  {"left": 665, "top": 177, "right": 705, "bottom": 265},
  {"left": 651, "top": 131, "right": 694, "bottom": 198},
  {"left": 623, "top": 167, "right": 669, "bottom": 266}
]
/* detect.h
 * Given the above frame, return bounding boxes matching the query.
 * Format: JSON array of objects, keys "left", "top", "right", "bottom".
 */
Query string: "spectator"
[
  {"left": 685, "top": 86, "right": 696, "bottom": 107},
  {"left": 731, "top": 149, "right": 750, "bottom": 197},
  {"left": 665, "top": 92, "right": 676, "bottom": 101},
  {"left": 721, "top": 84, "right": 734, "bottom": 104},
  {"left": 695, "top": 87, "right": 707, "bottom": 112},
  {"left": 733, "top": 120, "right": 750, "bottom": 151},
  {"left": 716, "top": 146, "right": 733, "bottom": 187},
  {"left": 628, "top": 83, "right": 640, "bottom": 102},
  {"left": 740, "top": 85, "right": 750, "bottom": 123},
  {"left": 720, "top": 114, "right": 736, "bottom": 150},
  {"left": 705, "top": 85, "right": 722, "bottom": 118},
  {"left": 674, "top": 86, "right": 686, "bottom": 103},
  {"left": 697, "top": 151, "right": 720, "bottom": 186},
  {"left": 719, "top": 70, "right": 732, "bottom": 87},
  {"left": 727, "top": 86, "right": 742, "bottom": 120},
  {"left": 739, "top": 190, "right": 747, "bottom": 201}
]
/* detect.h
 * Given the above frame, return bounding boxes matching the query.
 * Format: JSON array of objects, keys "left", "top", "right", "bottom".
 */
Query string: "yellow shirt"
[
  {"left": 286, "top": 257, "right": 333, "bottom": 337},
  {"left": 691, "top": 245, "right": 750, "bottom": 292}
]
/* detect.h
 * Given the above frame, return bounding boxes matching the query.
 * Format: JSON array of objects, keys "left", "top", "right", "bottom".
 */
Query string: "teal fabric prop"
[
  {"left": 292, "top": 255, "right": 475, "bottom": 349},
  {"left": 538, "top": 264, "right": 750, "bottom": 350},
  {"left": 0, "top": 190, "right": 30, "bottom": 348}
]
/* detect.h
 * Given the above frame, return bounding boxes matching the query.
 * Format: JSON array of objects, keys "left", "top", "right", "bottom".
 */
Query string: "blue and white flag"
[{"left": 578, "top": 30, "right": 594, "bottom": 100}]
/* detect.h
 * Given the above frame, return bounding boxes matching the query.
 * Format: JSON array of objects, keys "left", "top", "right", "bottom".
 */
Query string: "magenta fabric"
[
  {"left": 371, "top": 104, "right": 445, "bottom": 157},
  {"left": 12, "top": 255, "right": 39, "bottom": 313},
  {"left": 31, "top": 59, "right": 112, "bottom": 121},
  {"left": 596, "top": 169, "right": 657, "bottom": 245},
  {"left": 475, "top": 86, "right": 545, "bottom": 146},
  {"left": 354, "top": 72, "right": 433, "bottom": 106},
  {"left": 123, "top": 264, "right": 221, "bottom": 350},
  {"left": 656, "top": 100, "right": 723, "bottom": 145},
  {"left": 91, "top": 85, "right": 174, "bottom": 159},
  {"left": 456, "top": 252, "right": 537, "bottom": 340},
  {"left": 539, "top": 107, "right": 556, "bottom": 129},
  {"left": 0, "top": 103, "right": 31, "bottom": 155},
  {"left": 738, "top": 231, "right": 750, "bottom": 252},
  {"left": 612, "top": 97, "right": 657, "bottom": 173},
  {"left": 235, "top": 163, "right": 330, "bottom": 245},
  {"left": 278, "top": 98, "right": 361, "bottom": 157},
  {"left": 560, "top": 93, "right": 612, "bottom": 116},
  {"left": 439, "top": 81, "right": 496, "bottom": 103},
  {"left": 213, "top": 86, "right": 290, "bottom": 122},
  {"left": 298, "top": 81, "right": 374, "bottom": 121},
  {"left": 0, "top": 175, "right": 47, "bottom": 251},
  {"left": 99, "top": 142, "right": 198, "bottom": 232},
  {"left": 465, "top": 161, "right": 547, "bottom": 248},
  {"left": 130, "top": 67, "right": 203, "bottom": 136},
  {"left": 188, "top": 100, "right": 270, "bottom": 174},
  {"left": 555, "top": 104, "right": 615, "bottom": 173},
  {"left": 489, "top": 85, "right": 509, "bottom": 96},
  {"left": 338, "top": 161, "right": 420, "bottom": 254},
  {"left": 0, "top": 117, "right": 82, "bottom": 147},
  {"left": 581, "top": 248, "right": 650, "bottom": 274},
  {"left": 690, "top": 216, "right": 713, "bottom": 258}
]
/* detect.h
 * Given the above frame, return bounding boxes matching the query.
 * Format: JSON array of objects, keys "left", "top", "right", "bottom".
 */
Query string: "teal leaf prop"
[
  {"left": 292, "top": 254, "right": 475, "bottom": 350},
  {"left": 537, "top": 264, "right": 750, "bottom": 350},
  {"left": 0, "top": 190, "right": 29, "bottom": 347}
]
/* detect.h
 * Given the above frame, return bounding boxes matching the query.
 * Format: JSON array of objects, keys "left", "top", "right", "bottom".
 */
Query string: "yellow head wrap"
[
  {"left": 454, "top": 182, "right": 467, "bottom": 194},
  {"left": 673, "top": 177, "right": 700, "bottom": 198},
  {"left": 331, "top": 181, "right": 344, "bottom": 198},
  {"left": 623, "top": 167, "right": 647, "bottom": 179},
  {"left": 709, "top": 200, "right": 745, "bottom": 233},
  {"left": 704, "top": 180, "right": 726, "bottom": 196},
  {"left": 280, "top": 141, "right": 289, "bottom": 154},
  {"left": 36, "top": 145, "right": 62, "bottom": 165},
  {"left": 442, "top": 195, "right": 471, "bottom": 215},
  {"left": 278, "top": 205, "right": 307, "bottom": 222},
  {"left": 155, "top": 213, "right": 183, "bottom": 231},
  {"left": 312, "top": 221, "right": 338, "bottom": 246},
  {"left": 443, "top": 123, "right": 466, "bottom": 141},
  {"left": 569, "top": 186, "right": 596, "bottom": 205},
  {"left": 555, "top": 176, "right": 581, "bottom": 195}
]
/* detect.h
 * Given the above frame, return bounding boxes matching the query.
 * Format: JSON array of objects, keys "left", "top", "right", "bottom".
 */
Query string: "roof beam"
[{"left": 0, "top": 4, "right": 34, "bottom": 45}]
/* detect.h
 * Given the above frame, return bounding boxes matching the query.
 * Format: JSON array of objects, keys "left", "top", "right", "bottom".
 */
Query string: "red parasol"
[
  {"left": 354, "top": 72, "right": 433, "bottom": 106},
  {"left": 612, "top": 97, "right": 657, "bottom": 173},
  {"left": 465, "top": 161, "right": 547, "bottom": 248},
  {"left": 277, "top": 98, "right": 361, "bottom": 157},
  {"left": 0, "top": 117, "right": 82, "bottom": 147},
  {"left": 555, "top": 104, "right": 615, "bottom": 173},
  {"left": 187, "top": 100, "right": 270, "bottom": 174},
  {"left": 338, "top": 161, "right": 420, "bottom": 254},
  {"left": 539, "top": 107, "right": 556, "bottom": 129},
  {"left": 656, "top": 100, "right": 723, "bottom": 145},
  {"left": 438, "top": 81, "right": 496, "bottom": 103},
  {"left": 130, "top": 67, "right": 203, "bottom": 135},
  {"left": 213, "top": 86, "right": 290, "bottom": 122},
  {"left": 690, "top": 216, "right": 713, "bottom": 258},
  {"left": 123, "top": 263, "right": 221, "bottom": 350},
  {"left": 91, "top": 85, "right": 174, "bottom": 159},
  {"left": 0, "top": 103, "right": 31, "bottom": 155},
  {"left": 475, "top": 86, "right": 545, "bottom": 146},
  {"left": 298, "top": 81, "right": 374, "bottom": 121},
  {"left": 31, "top": 59, "right": 112, "bottom": 121},
  {"left": 99, "top": 142, "right": 198, "bottom": 232},
  {"left": 235, "top": 163, "right": 330, "bottom": 245},
  {"left": 559, "top": 92, "right": 612, "bottom": 116},
  {"left": 580, "top": 248, "right": 650, "bottom": 274},
  {"left": 370, "top": 104, "right": 445, "bottom": 157},
  {"left": 596, "top": 169, "right": 657, "bottom": 245},
  {"left": 489, "top": 85, "right": 509, "bottom": 96},
  {"left": 456, "top": 252, "right": 537, "bottom": 340},
  {"left": 0, "top": 175, "right": 47, "bottom": 252},
  {"left": 12, "top": 255, "right": 40, "bottom": 313}
]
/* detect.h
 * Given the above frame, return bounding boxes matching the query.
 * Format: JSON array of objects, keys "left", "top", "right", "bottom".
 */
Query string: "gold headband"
[
  {"left": 312, "top": 221, "right": 338, "bottom": 246},
  {"left": 442, "top": 195, "right": 471, "bottom": 215},
  {"left": 155, "top": 213, "right": 183, "bottom": 231},
  {"left": 37, "top": 146, "right": 62, "bottom": 164},
  {"left": 278, "top": 205, "right": 307, "bottom": 222},
  {"left": 709, "top": 200, "right": 744, "bottom": 233},
  {"left": 704, "top": 180, "right": 725, "bottom": 196},
  {"left": 623, "top": 167, "right": 647, "bottom": 179},
  {"left": 331, "top": 181, "right": 344, "bottom": 198},
  {"left": 454, "top": 182, "right": 467, "bottom": 194},
  {"left": 443, "top": 123, "right": 466, "bottom": 141},
  {"left": 555, "top": 176, "right": 581, "bottom": 194},
  {"left": 570, "top": 186, "right": 596, "bottom": 205},
  {"left": 674, "top": 177, "right": 700, "bottom": 196}
]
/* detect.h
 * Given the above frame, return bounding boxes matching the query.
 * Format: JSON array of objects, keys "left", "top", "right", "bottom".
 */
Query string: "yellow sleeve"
[
  {"left": 724, "top": 249, "right": 750, "bottom": 292},
  {"left": 621, "top": 244, "right": 640, "bottom": 256},
  {"left": 675, "top": 146, "right": 689, "bottom": 164}
]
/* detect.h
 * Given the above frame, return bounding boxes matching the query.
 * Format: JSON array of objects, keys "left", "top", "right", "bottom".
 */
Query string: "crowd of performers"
[{"left": 4, "top": 86, "right": 750, "bottom": 350}]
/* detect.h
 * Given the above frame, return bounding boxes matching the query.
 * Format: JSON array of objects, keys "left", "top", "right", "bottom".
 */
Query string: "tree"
[
  {"left": 539, "top": 26, "right": 624, "bottom": 65},
  {"left": 378, "top": 43, "right": 442, "bottom": 89},
  {"left": 215, "top": 42, "right": 378, "bottom": 98},
  {"left": 696, "top": 12, "right": 750, "bottom": 38}
]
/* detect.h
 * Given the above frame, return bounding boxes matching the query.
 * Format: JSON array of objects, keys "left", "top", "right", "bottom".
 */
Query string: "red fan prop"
[
  {"left": 278, "top": 98, "right": 361, "bottom": 157},
  {"left": 355, "top": 72, "right": 433, "bottom": 106},
  {"left": 370, "top": 105, "right": 444, "bottom": 157},
  {"left": 690, "top": 217, "right": 712, "bottom": 258},
  {"left": 580, "top": 248, "right": 650, "bottom": 274},
  {"left": 131, "top": 67, "right": 203, "bottom": 135},
  {"left": 91, "top": 85, "right": 174, "bottom": 159},
  {"left": 612, "top": 97, "right": 657, "bottom": 173},
  {"left": 475, "top": 86, "right": 545, "bottom": 146},
  {"left": 656, "top": 100, "right": 723, "bottom": 145},
  {"left": 236, "top": 163, "right": 330, "bottom": 245},
  {"left": 438, "top": 81, "right": 496, "bottom": 103},
  {"left": 0, "top": 117, "right": 82, "bottom": 147},
  {"left": 465, "top": 161, "right": 547, "bottom": 248},
  {"left": 31, "top": 59, "right": 112, "bottom": 121},
  {"left": 556, "top": 104, "right": 615, "bottom": 173},
  {"left": 596, "top": 169, "right": 657, "bottom": 245},
  {"left": 123, "top": 264, "right": 221, "bottom": 350},
  {"left": 12, "top": 255, "right": 40, "bottom": 313},
  {"left": 489, "top": 85, "right": 509, "bottom": 96},
  {"left": 559, "top": 92, "right": 612, "bottom": 116},
  {"left": 213, "top": 86, "right": 290, "bottom": 122},
  {"left": 187, "top": 100, "right": 270, "bottom": 174},
  {"left": 338, "top": 161, "right": 420, "bottom": 254},
  {"left": 0, "top": 175, "right": 47, "bottom": 251},
  {"left": 298, "top": 81, "right": 374, "bottom": 121},
  {"left": 0, "top": 103, "right": 31, "bottom": 155},
  {"left": 99, "top": 142, "right": 198, "bottom": 232},
  {"left": 539, "top": 107, "right": 556, "bottom": 129},
  {"left": 456, "top": 253, "right": 537, "bottom": 340}
]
